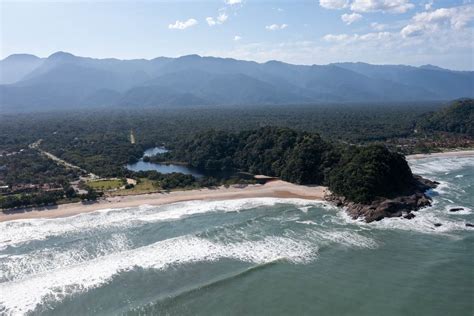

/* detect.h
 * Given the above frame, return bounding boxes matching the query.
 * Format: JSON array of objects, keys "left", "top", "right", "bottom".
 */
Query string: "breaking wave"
[
  {"left": 0, "top": 198, "right": 326, "bottom": 249},
  {"left": 0, "top": 198, "right": 369, "bottom": 315},
  {"left": 1, "top": 155, "right": 472, "bottom": 315},
  {"left": 408, "top": 156, "right": 474, "bottom": 176},
  {"left": 0, "top": 233, "right": 318, "bottom": 314}
]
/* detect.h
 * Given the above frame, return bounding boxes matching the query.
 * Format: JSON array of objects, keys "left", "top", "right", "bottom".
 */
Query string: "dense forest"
[
  {"left": 0, "top": 102, "right": 449, "bottom": 177},
  {"left": 0, "top": 149, "right": 100, "bottom": 209},
  {"left": 0, "top": 149, "right": 80, "bottom": 185},
  {"left": 161, "top": 127, "right": 417, "bottom": 203},
  {"left": 419, "top": 99, "right": 473, "bottom": 136},
  {"left": 1, "top": 101, "right": 472, "bottom": 209},
  {"left": 327, "top": 145, "right": 414, "bottom": 202}
]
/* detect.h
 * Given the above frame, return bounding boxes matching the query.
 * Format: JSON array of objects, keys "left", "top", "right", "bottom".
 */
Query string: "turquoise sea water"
[{"left": 1, "top": 156, "right": 473, "bottom": 315}]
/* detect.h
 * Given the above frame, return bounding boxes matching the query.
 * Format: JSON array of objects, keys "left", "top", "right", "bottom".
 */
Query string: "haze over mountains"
[{"left": 1, "top": 51, "right": 473, "bottom": 111}]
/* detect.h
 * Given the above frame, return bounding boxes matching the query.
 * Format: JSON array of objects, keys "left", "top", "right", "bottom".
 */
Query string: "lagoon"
[{"left": 126, "top": 147, "right": 205, "bottom": 178}]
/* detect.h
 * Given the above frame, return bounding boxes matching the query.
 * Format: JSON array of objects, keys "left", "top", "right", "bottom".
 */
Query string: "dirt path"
[{"left": 29, "top": 139, "right": 98, "bottom": 180}]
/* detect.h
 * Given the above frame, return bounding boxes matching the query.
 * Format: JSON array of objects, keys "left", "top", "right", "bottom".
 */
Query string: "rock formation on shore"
[{"left": 326, "top": 176, "right": 438, "bottom": 222}]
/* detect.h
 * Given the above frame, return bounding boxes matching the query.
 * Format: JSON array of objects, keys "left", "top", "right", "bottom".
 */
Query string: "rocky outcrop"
[
  {"left": 404, "top": 213, "right": 416, "bottom": 219},
  {"left": 325, "top": 176, "right": 438, "bottom": 223}
]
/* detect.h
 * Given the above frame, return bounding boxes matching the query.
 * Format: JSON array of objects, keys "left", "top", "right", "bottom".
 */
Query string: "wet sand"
[{"left": 0, "top": 180, "right": 328, "bottom": 222}]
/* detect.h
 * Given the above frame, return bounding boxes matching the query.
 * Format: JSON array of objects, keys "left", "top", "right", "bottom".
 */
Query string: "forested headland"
[{"left": 158, "top": 127, "right": 422, "bottom": 204}]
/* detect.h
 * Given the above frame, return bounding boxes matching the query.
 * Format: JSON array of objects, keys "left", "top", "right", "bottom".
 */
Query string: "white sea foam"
[
  {"left": 296, "top": 220, "right": 318, "bottom": 225},
  {"left": 355, "top": 156, "right": 474, "bottom": 234},
  {"left": 425, "top": 180, "right": 468, "bottom": 200},
  {"left": 408, "top": 156, "right": 474, "bottom": 176},
  {"left": 0, "top": 198, "right": 337, "bottom": 314},
  {"left": 0, "top": 198, "right": 325, "bottom": 248},
  {"left": 1, "top": 153, "right": 471, "bottom": 314},
  {"left": 0, "top": 234, "right": 132, "bottom": 282},
  {"left": 0, "top": 234, "right": 317, "bottom": 315},
  {"left": 0, "top": 195, "right": 380, "bottom": 315},
  {"left": 298, "top": 206, "right": 311, "bottom": 213},
  {"left": 336, "top": 205, "right": 470, "bottom": 234},
  {"left": 306, "top": 229, "right": 378, "bottom": 248},
  {"left": 445, "top": 205, "right": 472, "bottom": 215}
]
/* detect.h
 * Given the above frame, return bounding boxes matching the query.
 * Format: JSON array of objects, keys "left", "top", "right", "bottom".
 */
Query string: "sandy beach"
[
  {"left": 406, "top": 149, "right": 474, "bottom": 160},
  {"left": 0, "top": 180, "right": 328, "bottom": 222},
  {"left": 2, "top": 149, "right": 472, "bottom": 223}
]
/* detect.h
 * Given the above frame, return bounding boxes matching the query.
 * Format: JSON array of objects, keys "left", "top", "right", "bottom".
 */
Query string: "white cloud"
[
  {"left": 358, "top": 31, "right": 392, "bottom": 41},
  {"left": 206, "top": 0, "right": 241, "bottom": 28},
  {"left": 323, "top": 32, "right": 392, "bottom": 43},
  {"left": 320, "top": 0, "right": 414, "bottom": 13},
  {"left": 350, "top": 0, "right": 414, "bottom": 13},
  {"left": 400, "top": 24, "right": 424, "bottom": 37},
  {"left": 370, "top": 22, "right": 387, "bottom": 30},
  {"left": 204, "top": 3, "right": 472, "bottom": 70},
  {"left": 206, "top": 12, "right": 228, "bottom": 26},
  {"left": 217, "top": 12, "right": 228, "bottom": 23},
  {"left": 234, "top": 35, "right": 242, "bottom": 41},
  {"left": 206, "top": 17, "right": 217, "bottom": 26},
  {"left": 424, "top": 0, "right": 434, "bottom": 10},
  {"left": 323, "top": 34, "right": 351, "bottom": 42},
  {"left": 265, "top": 23, "right": 288, "bottom": 31},
  {"left": 401, "top": 5, "right": 474, "bottom": 37},
  {"left": 168, "top": 18, "right": 198, "bottom": 30},
  {"left": 205, "top": 29, "right": 473, "bottom": 70},
  {"left": 341, "top": 12, "right": 362, "bottom": 24},
  {"left": 319, "top": 0, "right": 349, "bottom": 9}
]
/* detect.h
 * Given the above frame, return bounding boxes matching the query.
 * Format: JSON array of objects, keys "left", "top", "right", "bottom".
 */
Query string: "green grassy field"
[
  {"left": 109, "top": 178, "right": 159, "bottom": 196},
  {"left": 87, "top": 179, "right": 124, "bottom": 191}
]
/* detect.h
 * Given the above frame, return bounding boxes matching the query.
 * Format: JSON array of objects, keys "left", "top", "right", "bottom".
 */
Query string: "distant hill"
[
  {"left": 419, "top": 99, "right": 474, "bottom": 136},
  {"left": 0, "top": 54, "right": 44, "bottom": 84},
  {"left": 1, "top": 52, "right": 473, "bottom": 111}
]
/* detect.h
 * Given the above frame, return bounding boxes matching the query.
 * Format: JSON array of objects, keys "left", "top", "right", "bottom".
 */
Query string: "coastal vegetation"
[
  {"left": 1, "top": 100, "right": 472, "bottom": 210},
  {"left": 327, "top": 145, "right": 414, "bottom": 203},
  {"left": 161, "top": 127, "right": 416, "bottom": 203},
  {"left": 0, "top": 190, "right": 67, "bottom": 210}
]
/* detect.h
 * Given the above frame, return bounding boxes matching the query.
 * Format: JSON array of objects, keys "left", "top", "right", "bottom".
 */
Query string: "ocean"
[{"left": 1, "top": 156, "right": 473, "bottom": 315}]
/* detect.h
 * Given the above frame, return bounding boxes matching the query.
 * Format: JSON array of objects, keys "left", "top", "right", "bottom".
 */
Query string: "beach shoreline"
[
  {"left": 0, "top": 180, "right": 328, "bottom": 222},
  {"left": 2, "top": 149, "right": 473, "bottom": 223},
  {"left": 406, "top": 149, "right": 474, "bottom": 160}
]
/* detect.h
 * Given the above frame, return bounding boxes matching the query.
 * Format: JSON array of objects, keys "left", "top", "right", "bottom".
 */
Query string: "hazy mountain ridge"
[
  {"left": 1, "top": 52, "right": 473, "bottom": 110},
  {"left": 0, "top": 54, "right": 44, "bottom": 85}
]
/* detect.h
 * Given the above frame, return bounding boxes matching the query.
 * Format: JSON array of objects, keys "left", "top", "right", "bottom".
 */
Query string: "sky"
[{"left": 1, "top": 0, "right": 473, "bottom": 70}]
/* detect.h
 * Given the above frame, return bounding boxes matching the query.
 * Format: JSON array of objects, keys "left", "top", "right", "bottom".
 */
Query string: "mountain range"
[{"left": 1, "top": 51, "right": 473, "bottom": 111}]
